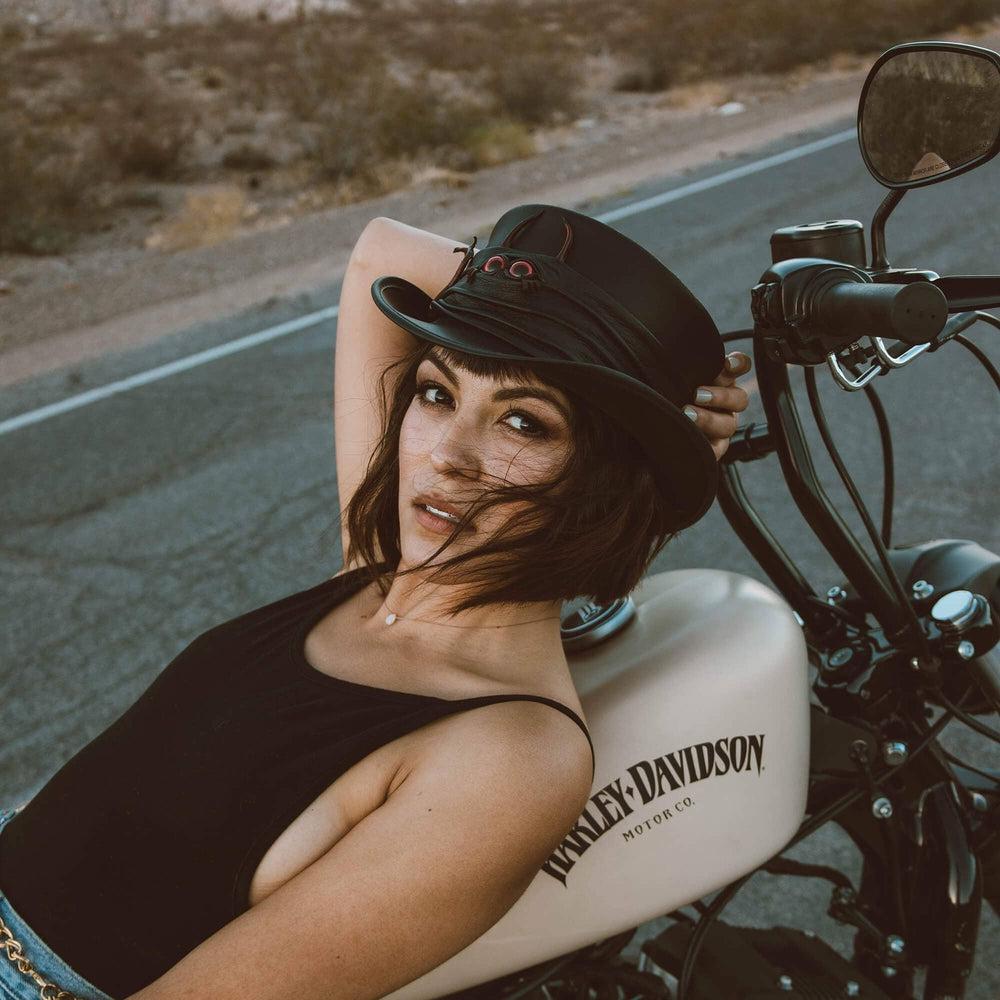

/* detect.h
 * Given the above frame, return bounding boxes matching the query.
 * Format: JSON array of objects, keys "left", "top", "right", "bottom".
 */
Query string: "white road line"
[
  {"left": 0, "top": 307, "right": 340, "bottom": 435},
  {"left": 597, "top": 128, "right": 856, "bottom": 222},
  {"left": 1, "top": 127, "right": 856, "bottom": 437}
]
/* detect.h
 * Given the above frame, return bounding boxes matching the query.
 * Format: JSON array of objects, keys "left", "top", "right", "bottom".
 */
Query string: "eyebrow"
[{"left": 424, "top": 353, "right": 571, "bottom": 424}]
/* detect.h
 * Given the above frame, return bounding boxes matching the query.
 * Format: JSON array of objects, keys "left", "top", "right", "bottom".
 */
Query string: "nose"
[{"left": 429, "top": 415, "right": 483, "bottom": 478}]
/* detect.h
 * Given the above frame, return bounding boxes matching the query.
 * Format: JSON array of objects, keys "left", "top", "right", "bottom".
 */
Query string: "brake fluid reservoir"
[
  {"left": 389, "top": 569, "right": 811, "bottom": 1000},
  {"left": 770, "top": 219, "right": 867, "bottom": 266}
]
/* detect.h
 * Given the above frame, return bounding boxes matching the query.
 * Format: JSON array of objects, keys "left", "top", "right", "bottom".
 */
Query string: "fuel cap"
[{"left": 561, "top": 596, "right": 636, "bottom": 652}]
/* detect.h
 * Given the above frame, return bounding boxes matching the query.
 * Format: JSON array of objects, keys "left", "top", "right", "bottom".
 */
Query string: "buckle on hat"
[{"left": 480, "top": 255, "right": 537, "bottom": 280}]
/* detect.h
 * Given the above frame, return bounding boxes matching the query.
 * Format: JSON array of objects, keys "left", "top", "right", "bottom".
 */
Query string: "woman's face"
[{"left": 397, "top": 348, "right": 573, "bottom": 566}]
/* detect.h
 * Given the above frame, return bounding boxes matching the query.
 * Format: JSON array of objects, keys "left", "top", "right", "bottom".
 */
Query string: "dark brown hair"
[{"left": 342, "top": 341, "right": 683, "bottom": 617}]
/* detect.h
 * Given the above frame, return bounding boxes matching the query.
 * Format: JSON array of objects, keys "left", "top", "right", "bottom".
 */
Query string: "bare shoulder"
[{"left": 405, "top": 697, "right": 594, "bottom": 823}]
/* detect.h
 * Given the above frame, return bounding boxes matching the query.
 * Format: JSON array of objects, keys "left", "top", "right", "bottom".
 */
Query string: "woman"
[{"left": 0, "top": 204, "right": 750, "bottom": 1000}]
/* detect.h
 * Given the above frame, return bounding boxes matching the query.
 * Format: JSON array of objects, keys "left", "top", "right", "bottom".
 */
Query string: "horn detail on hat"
[
  {"left": 500, "top": 208, "right": 545, "bottom": 249},
  {"left": 555, "top": 217, "right": 573, "bottom": 262}
]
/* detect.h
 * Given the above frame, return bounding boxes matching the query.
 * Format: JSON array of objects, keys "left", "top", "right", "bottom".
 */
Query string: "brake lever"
[
  {"left": 827, "top": 327, "right": 935, "bottom": 388},
  {"left": 869, "top": 337, "right": 931, "bottom": 369},
  {"left": 826, "top": 344, "right": 885, "bottom": 390}
]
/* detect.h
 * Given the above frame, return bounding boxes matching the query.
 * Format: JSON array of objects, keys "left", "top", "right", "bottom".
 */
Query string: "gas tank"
[{"left": 387, "top": 568, "right": 811, "bottom": 999}]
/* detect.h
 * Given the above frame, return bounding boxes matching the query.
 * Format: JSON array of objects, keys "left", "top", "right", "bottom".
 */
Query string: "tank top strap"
[{"left": 453, "top": 693, "right": 595, "bottom": 778}]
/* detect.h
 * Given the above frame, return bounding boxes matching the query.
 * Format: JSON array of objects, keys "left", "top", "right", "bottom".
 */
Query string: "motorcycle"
[{"left": 386, "top": 40, "right": 1000, "bottom": 1000}]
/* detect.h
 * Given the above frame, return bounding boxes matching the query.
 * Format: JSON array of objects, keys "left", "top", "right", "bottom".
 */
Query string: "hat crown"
[{"left": 482, "top": 205, "right": 723, "bottom": 395}]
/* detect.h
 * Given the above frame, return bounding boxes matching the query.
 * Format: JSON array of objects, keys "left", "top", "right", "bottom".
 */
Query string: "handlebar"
[
  {"left": 814, "top": 278, "right": 948, "bottom": 346},
  {"left": 752, "top": 261, "right": 953, "bottom": 364}
]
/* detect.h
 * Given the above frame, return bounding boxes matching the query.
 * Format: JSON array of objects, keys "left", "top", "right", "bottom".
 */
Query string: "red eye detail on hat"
[
  {"left": 508, "top": 259, "right": 535, "bottom": 278},
  {"left": 482, "top": 255, "right": 506, "bottom": 273}
]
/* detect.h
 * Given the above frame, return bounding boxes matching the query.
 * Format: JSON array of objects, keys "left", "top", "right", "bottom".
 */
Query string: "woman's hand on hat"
[{"left": 683, "top": 352, "right": 752, "bottom": 461}]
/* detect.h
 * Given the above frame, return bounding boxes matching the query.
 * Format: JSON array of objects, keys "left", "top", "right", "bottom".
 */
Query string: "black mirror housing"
[{"left": 858, "top": 40, "right": 1000, "bottom": 190}]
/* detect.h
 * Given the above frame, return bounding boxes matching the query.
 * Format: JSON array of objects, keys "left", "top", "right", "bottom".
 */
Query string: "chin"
[{"left": 399, "top": 506, "right": 474, "bottom": 566}]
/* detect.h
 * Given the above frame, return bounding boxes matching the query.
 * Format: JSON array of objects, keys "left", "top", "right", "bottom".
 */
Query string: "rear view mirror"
[{"left": 858, "top": 41, "right": 1000, "bottom": 189}]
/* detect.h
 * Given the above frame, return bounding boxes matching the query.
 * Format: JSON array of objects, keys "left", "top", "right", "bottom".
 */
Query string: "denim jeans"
[{"left": 0, "top": 805, "right": 115, "bottom": 1000}]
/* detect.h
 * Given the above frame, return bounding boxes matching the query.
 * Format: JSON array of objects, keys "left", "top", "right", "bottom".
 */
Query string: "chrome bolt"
[
  {"left": 971, "top": 792, "right": 989, "bottom": 812},
  {"left": 778, "top": 973, "right": 794, "bottom": 991},
  {"left": 845, "top": 983, "right": 860, "bottom": 998},
  {"left": 912, "top": 579, "right": 935, "bottom": 599},
  {"left": 910, "top": 656, "right": 921, "bottom": 671},
  {"left": 887, "top": 935, "right": 905, "bottom": 955},
  {"left": 829, "top": 646, "right": 853, "bottom": 667},
  {"left": 882, "top": 741, "right": 908, "bottom": 766},
  {"left": 872, "top": 796, "right": 893, "bottom": 819},
  {"left": 881, "top": 965, "right": 897, "bottom": 978},
  {"left": 957, "top": 640, "right": 975, "bottom": 660},
  {"left": 827, "top": 585, "right": 847, "bottom": 604}
]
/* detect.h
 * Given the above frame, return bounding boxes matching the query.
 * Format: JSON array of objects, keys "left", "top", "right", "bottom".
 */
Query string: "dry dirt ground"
[{"left": 3, "top": 18, "right": 999, "bottom": 388}]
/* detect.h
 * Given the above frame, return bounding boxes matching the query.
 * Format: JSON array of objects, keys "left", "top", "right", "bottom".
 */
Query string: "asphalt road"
[{"left": 2, "top": 117, "right": 999, "bottom": 997}]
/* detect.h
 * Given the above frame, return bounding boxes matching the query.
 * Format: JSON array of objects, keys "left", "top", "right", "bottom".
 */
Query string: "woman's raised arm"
[{"left": 334, "top": 217, "right": 469, "bottom": 569}]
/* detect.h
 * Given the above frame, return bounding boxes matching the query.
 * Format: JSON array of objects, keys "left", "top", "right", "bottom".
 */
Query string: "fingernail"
[
  {"left": 726, "top": 353, "right": 746, "bottom": 372},
  {"left": 683, "top": 405, "right": 698, "bottom": 422},
  {"left": 695, "top": 387, "right": 713, "bottom": 404}
]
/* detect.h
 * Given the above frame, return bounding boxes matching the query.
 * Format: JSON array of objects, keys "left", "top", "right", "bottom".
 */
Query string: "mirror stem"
[{"left": 870, "top": 188, "right": 906, "bottom": 272}]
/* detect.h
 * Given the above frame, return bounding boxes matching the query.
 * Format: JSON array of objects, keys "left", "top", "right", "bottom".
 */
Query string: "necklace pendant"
[{"left": 385, "top": 612, "right": 397, "bottom": 625}]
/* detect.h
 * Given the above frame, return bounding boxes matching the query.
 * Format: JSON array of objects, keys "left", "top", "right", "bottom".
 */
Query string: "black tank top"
[{"left": 0, "top": 563, "right": 593, "bottom": 999}]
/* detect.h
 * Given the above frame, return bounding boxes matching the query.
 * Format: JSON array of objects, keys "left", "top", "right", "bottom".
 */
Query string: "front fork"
[{"left": 833, "top": 779, "right": 983, "bottom": 999}]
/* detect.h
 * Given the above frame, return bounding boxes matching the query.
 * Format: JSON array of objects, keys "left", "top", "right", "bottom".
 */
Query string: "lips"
[{"left": 412, "top": 493, "right": 475, "bottom": 530}]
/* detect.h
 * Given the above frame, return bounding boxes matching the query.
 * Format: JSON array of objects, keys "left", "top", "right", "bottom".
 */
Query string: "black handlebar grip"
[{"left": 814, "top": 280, "right": 948, "bottom": 346}]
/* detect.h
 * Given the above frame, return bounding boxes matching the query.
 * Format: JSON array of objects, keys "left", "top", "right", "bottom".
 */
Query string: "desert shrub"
[
  {"left": 262, "top": 14, "right": 377, "bottom": 123},
  {"left": 612, "top": 0, "right": 1000, "bottom": 92},
  {"left": 452, "top": 119, "right": 536, "bottom": 170},
  {"left": 481, "top": 40, "right": 587, "bottom": 126},
  {"left": 309, "top": 65, "right": 484, "bottom": 182},
  {"left": 98, "top": 95, "right": 194, "bottom": 179},
  {"left": 612, "top": 62, "right": 675, "bottom": 93},
  {"left": 222, "top": 143, "right": 276, "bottom": 171},
  {"left": 0, "top": 122, "right": 103, "bottom": 254},
  {"left": 200, "top": 66, "right": 227, "bottom": 90},
  {"left": 67, "top": 41, "right": 196, "bottom": 180},
  {"left": 0, "top": 20, "right": 25, "bottom": 45}
]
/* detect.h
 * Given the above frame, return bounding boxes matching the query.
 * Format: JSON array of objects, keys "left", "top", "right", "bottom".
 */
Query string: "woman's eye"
[
  {"left": 502, "top": 410, "right": 548, "bottom": 439},
  {"left": 415, "top": 382, "right": 451, "bottom": 408},
  {"left": 414, "top": 381, "right": 548, "bottom": 440}
]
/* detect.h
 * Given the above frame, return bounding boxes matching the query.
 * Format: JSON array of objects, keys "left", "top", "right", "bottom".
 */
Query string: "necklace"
[{"left": 382, "top": 606, "right": 561, "bottom": 628}]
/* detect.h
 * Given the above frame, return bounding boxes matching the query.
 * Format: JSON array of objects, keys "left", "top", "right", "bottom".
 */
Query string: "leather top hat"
[{"left": 370, "top": 204, "right": 725, "bottom": 528}]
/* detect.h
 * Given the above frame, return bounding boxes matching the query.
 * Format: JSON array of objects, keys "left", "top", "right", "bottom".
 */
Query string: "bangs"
[{"left": 428, "top": 343, "right": 554, "bottom": 388}]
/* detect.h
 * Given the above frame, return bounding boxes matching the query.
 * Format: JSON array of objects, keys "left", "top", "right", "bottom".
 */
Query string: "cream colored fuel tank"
[{"left": 387, "top": 568, "right": 811, "bottom": 1000}]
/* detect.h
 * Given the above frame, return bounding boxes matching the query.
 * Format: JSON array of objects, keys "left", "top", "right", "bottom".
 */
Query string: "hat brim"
[{"left": 371, "top": 274, "right": 719, "bottom": 528}]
